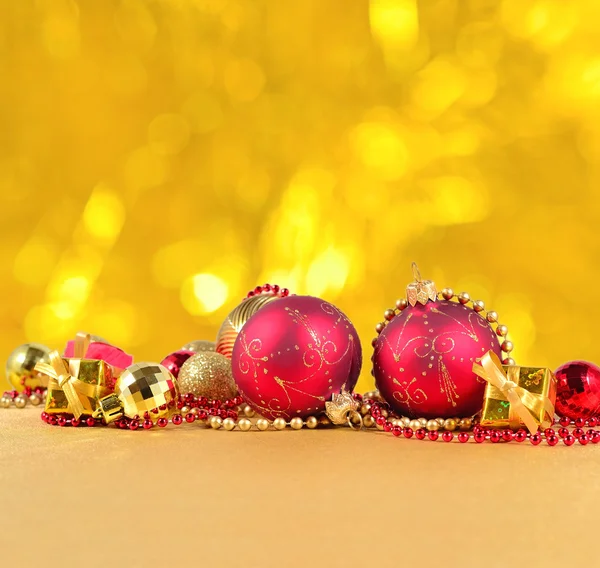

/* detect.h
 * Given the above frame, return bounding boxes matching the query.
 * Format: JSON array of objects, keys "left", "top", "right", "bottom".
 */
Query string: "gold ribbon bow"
[
  {"left": 35, "top": 332, "right": 96, "bottom": 419},
  {"left": 473, "top": 351, "right": 554, "bottom": 435}
]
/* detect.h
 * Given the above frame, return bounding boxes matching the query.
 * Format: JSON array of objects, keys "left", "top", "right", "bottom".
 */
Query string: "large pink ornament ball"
[
  {"left": 373, "top": 300, "right": 501, "bottom": 419},
  {"left": 231, "top": 295, "right": 362, "bottom": 420},
  {"left": 555, "top": 361, "right": 600, "bottom": 420}
]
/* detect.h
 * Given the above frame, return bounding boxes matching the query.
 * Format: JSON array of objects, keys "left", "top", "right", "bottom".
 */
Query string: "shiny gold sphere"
[
  {"left": 177, "top": 352, "right": 238, "bottom": 400},
  {"left": 0, "top": 396, "right": 11, "bottom": 408},
  {"left": 273, "top": 417, "right": 287, "bottom": 430},
  {"left": 363, "top": 415, "right": 375, "bottom": 428},
  {"left": 6, "top": 343, "right": 52, "bottom": 390},
  {"left": 444, "top": 418, "right": 458, "bottom": 431},
  {"left": 256, "top": 418, "right": 270, "bottom": 431},
  {"left": 223, "top": 418, "right": 236, "bottom": 431},
  {"left": 181, "top": 340, "right": 215, "bottom": 353},
  {"left": 14, "top": 394, "right": 28, "bottom": 408},
  {"left": 441, "top": 288, "right": 454, "bottom": 300},
  {"left": 215, "top": 294, "right": 282, "bottom": 358},
  {"left": 29, "top": 393, "right": 42, "bottom": 406},
  {"left": 426, "top": 419, "right": 440, "bottom": 431},
  {"left": 290, "top": 417, "right": 303, "bottom": 430},
  {"left": 210, "top": 416, "right": 223, "bottom": 429},
  {"left": 238, "top": 418, "right": 252, "bottom": 431},
  {"left": 305, "top": 416, "right": 318, "bottom": 429}
]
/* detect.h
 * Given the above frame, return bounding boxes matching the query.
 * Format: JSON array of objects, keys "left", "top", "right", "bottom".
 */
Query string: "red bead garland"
[
  {"left": 245, "top": 283, "right": 289, "bottom": 300},
  {"left": 367, "top": 399, "right": 600, "bottom": 446},
  {"left": 41, "top": 394, "right": 245, "bottom": 430}
]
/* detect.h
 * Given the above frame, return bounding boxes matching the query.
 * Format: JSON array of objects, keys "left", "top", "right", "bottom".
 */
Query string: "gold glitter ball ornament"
[
  {"left": 95, "top": 363, "right": 179, "bottom": 423},
  {"left": 6, "top": 343, "right": 52, "bottom": 390},
  {"left": 178, "top": 352, "right": 238, "bottom": 400},
  {"left": 181, "top": 340, "right": 215, "bottom": 353},
  {"left": 216, "top": 294, "right": 282, "bottom": 358}
]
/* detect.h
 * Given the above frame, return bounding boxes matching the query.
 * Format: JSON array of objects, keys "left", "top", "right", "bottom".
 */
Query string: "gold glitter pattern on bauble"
[
  {"left": 216, "top": 295, "right": 281, "bottom": 358},
  {"left": 181, "top": 340, "right": 215, "bottom": 353},
  {"left": 178, "top": 352, "right": 238, "bottom": 401}
]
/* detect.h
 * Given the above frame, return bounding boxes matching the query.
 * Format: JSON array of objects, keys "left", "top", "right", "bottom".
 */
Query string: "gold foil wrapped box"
[
  {"left": 45, "top": 358, "right": 115, "bottom": 416},
  {"left": 480, "top": 365, "right": 557, "bottom": 431}
]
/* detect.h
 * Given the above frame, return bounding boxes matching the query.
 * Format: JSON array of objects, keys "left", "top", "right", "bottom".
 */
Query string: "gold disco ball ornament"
[
  {"left": 215, "top": 284, "right": 290, "bottom": 358},
  {"left": 181, "top": 340, "right": 215, "bottom": 353},
  {"left": 178, "top": 352, "right": 238, "bottom": 401},
  {"left": 95, "top": 363, "right": 179, "bottom": 424},
  {"left": 6, "top": 343, "right": 53, "bottom": 390}
]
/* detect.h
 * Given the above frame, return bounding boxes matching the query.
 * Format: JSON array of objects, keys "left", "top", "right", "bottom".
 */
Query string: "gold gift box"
[
  {"left": 45, "top": 358, "right": 115, "bottom": 415},
  {"left": 480, "top": 365, "right": 557, "bottom": 430}
]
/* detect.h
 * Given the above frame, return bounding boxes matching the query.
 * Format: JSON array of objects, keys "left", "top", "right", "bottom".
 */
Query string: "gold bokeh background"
[{"left": 1, "top": 0, "right": 599, "bottom": 394}]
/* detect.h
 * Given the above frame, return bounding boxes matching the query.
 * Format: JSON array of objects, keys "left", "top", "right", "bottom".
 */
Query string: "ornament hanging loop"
[
  {"left": 346, "top": 410, "right": 363, "bottom": 430},
  {"left": 411, "top": 262, "right": 422, "bottom": 282}
]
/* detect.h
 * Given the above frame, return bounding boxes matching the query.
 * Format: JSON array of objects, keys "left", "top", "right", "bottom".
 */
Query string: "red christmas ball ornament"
[
  {"left": 373, "top": 265, "right": 508, "bottom": 419},
  {"left": 160, "top": 349, "right": 195, "bottom": 378},
  {"left": 231, "top": 295, "right": 362, "bottom": 420},
  {"left": 555, "top": 361, "right": 600, "bottom": 420}
]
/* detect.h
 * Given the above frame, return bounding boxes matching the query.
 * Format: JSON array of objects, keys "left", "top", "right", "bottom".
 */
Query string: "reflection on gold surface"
[{"left": 1, "top": 0, "right": 599, "bottom": 394}]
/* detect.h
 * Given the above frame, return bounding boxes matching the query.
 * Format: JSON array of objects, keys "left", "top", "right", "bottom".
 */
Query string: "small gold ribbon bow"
[
  {"left": 34, "top": 332, "right": 94, "bottom": 419},
  {"left": 473, "top": 351, "right": 553, "bottom": 435}
]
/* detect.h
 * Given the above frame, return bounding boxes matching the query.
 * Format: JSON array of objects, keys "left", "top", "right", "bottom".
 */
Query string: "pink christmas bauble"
[
  {"left": 555, "top": 361, "right": 600, "bottom": 420},
  {"left": 373, "top": 300, "right": 502, "bottom": 418},
  {"left": 63, "top": 340, "right": 133, "bottom": 371},
  {"left": 160, "top": 350, "right": 195, "bottom": 378},
  {"left": 231, "top": 295, "right": 362, "bottom": 420}
]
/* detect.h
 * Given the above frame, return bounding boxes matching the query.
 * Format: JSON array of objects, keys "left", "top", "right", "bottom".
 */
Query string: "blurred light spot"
[
  {"left": 351, "top": 122, "right": 408, "bottom": 180},
  {"left": 148, "top": 114, "right": 191, "bottom": 155},
  {"left": 124, "top": 146, "right": 170, "bottom": 190},
  {"left": 88, "top": 300, "right": 138, "bottom": 346},
  {"left": 456, "top": 23, "right": 504, "bottom": 66},
  {"left": 152, "top": 239, "right": 209, "bottom": 288},
  {"left": 24, "top": 305, "right": 72, "bottom": 346},
  {"left": 224, "top": 58, "right": 265, "bottom": 102},
  {"left": 412, "top": 58, "right": 466, "bottom": 115},
  {"left": 181, "top": 273, "right": 228, "bottom": 315},
  {"left": 181, "top": 91, "right": 223, "bottom": 133},
  {"left": 420, "top": 176, "right": 489, "bottom": 225},
  {"left": 42, "top": 16, "right": 80, "bottom": 58},
  {"left": 114, "top": 0, "right": 157, "bottom": 53},
  {"left": 369, "top": 0, "right": 418, "bottom": 50},
  {"left": 83, "top": 185, "right": 126, "bottom": 243},
  {"left": 306, "top": 248, "right": 350, "bottom": 297},
  {"left": 14, "top": 237, "right": 58, "bottom": 287},
  {"left": 444, "top": 128, "right": 480, "bottom": 156}
]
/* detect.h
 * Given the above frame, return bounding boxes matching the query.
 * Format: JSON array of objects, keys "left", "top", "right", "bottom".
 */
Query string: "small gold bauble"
[
  {"left": 181, "top": 340, "right": 215, "bottom": 353},
  {"left": 238, "top": 418, "right": 252, "bottom": 431},
  {"left": 306, "top": 416, "right": 318, "bottom": 429},
  {"left": 273, "top": 417, "right": 287, "bottom": 430},
  {"left": 215, "top": 294, "right": 282, "bottom": 358},
  {"left": 177, "top": 352, "right": 238, "bottom": 400},
  {"left": 6, "top": 343, "right": 52, "bottom": 390},
  {"left": 290, "top": 417, "right": 303, "bottom": 430},
  {"left": 256, "top": 418, "right": 269, "bottom": 431}
]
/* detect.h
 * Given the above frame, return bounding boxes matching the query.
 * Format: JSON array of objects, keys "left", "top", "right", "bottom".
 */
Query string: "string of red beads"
[
  {"left": 367, "top": 400, "right": 600, "bottom": 446},
  {"left": 41, "top": 394, "right": 245, "bottom": 431},
  {"left": 245, "top": 283, "right": 290, "bottom": 300}
]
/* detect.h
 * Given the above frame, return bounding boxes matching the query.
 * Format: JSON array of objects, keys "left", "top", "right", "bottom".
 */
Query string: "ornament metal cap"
[
  {"left": 406, "top": 262, "right": 437, "bottom": 307},
  {"left": 94, "top": 394, "right": 123, "bottom": 424},
  {"left": 325, "top": 390, "right": 362, "bottom": 429}
]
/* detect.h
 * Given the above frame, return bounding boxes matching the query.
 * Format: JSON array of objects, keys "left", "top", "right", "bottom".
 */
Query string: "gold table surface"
[{"left": 0, "top": 410, "right": 597, "bottom": 567}]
